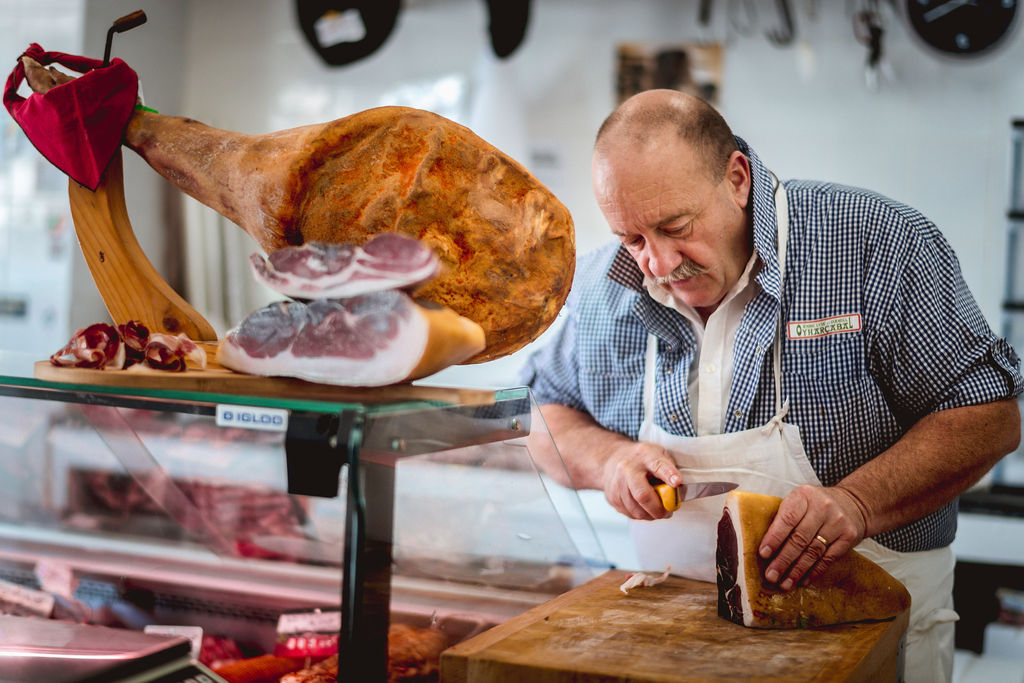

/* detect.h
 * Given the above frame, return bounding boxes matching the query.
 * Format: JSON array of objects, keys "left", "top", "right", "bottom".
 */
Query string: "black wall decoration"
[
  {"left": 296, "top": 0, "right": 401, "bottom": 67},
  {"left": 485, "top": 0, "right": 531, "bottom": 59},
  {"left": 296, "top": 0, "right": 531, "bottom": 67},
  {"left": 901, "top": 0, "right": 1019, "bottom": 58}
]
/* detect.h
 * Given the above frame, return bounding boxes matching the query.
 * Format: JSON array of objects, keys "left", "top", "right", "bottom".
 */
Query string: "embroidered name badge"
[{"left": 787, "top": 313, "right": 862, "bottom": 340}]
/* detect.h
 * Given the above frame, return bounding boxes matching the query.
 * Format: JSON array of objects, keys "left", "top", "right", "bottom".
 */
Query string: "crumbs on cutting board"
[{"left": 619, "top": 566, "right": 672, "bottom": 594}]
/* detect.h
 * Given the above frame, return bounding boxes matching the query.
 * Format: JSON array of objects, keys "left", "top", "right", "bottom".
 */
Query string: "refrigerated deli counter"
[{"left": 0, "top": 349, "right": 608, "bottom": 682}]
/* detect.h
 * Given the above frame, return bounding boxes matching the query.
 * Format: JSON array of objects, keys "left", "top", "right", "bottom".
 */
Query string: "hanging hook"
[
  {"left": 102, "top": 10, "right": 147, "bottom": 67},
  {"left": 766, "top": 0, "right": 796, "bottom": 46}
]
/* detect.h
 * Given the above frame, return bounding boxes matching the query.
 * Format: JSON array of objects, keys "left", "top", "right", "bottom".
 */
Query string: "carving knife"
[{"left": 654, "top": 480, "right": 738, "bottom": 511}]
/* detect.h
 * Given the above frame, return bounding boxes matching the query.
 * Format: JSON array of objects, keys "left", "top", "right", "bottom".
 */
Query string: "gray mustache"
[{"left": 654, "top": 259, "right": 706, "bottom": 284}]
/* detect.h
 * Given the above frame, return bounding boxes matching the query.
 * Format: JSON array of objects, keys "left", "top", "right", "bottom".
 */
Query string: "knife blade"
[{"left": 654, "top": 480, "right": 738, "bottom": 512}]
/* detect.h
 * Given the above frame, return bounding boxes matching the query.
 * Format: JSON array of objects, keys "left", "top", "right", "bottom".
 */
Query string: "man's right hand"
[
  {"left": 601, "top": 442, "right": 685, "bottom": 520},
  {"left": 535, "top": 404, "right": 684, "bottom": 519}
]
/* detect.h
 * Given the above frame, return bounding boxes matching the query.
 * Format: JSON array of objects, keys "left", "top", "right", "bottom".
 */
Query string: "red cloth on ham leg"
[{"left": 3, "top": 43, "right": 138, "bottom": 190}]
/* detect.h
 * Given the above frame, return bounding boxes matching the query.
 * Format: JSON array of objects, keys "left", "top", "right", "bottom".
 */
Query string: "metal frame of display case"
[{"left": 0, "top": 352, "right": 556, "bottom": 681}]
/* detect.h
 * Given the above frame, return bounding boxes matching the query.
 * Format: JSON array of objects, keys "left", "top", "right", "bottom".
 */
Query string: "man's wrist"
[{"left": 831, "top": 484, "right": 871, "bottom": 539}]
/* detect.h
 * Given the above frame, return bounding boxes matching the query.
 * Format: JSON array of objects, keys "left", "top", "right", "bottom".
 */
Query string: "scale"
[{"left": 0, "top": 615, "right": 225, "bottom": 683}]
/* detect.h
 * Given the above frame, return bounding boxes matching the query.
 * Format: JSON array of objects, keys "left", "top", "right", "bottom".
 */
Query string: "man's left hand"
[{"left": 758, "top": 484, "right": 868, "bottom": 591}]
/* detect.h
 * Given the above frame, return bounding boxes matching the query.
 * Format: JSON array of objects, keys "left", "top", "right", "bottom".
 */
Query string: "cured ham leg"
[
  {"left": 716, "top": 491, "right": 911, "bottom": 629},
  {"left": 22, "top": 55, "right": 575, "bottom": 363},
  {"left": 123, "top": 106, "right": 574, "bottom": 363}
]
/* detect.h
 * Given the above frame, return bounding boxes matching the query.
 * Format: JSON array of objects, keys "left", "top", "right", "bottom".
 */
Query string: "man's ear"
[{"left": 724, "top": 151, "right": 751, "bottom": 209}]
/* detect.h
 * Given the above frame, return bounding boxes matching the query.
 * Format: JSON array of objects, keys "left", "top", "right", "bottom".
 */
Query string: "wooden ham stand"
[{"left": 67, "top": 150, "right": 217, "bottom": 343}]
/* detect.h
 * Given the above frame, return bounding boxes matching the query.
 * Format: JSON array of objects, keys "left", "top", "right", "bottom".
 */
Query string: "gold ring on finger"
[{"left": 815, "top": 534, "right": 829, "bottom": 546}]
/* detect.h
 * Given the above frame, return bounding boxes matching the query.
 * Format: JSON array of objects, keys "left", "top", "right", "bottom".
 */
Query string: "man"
[{"left": 520, "top": 89, "right": 1022, "bottom": 681}]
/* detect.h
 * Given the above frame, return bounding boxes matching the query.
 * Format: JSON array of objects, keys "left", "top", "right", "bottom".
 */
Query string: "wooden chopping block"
[{"left": 441, "top": 569, "right": 908, "bottom": 682}]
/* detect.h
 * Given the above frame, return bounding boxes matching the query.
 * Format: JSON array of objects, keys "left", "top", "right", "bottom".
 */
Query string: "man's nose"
[{"left": 646, "top": 237, "right": 681, "bottom": 279}]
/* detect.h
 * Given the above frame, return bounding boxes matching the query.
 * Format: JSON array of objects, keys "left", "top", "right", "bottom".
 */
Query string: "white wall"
[{"left": 72, "top": 0, "right": 1024, "bottom": 387}]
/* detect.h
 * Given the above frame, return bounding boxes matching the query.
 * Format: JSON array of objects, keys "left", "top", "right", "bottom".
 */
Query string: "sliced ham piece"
[
  {"left": 117, "top": 319, "right": 149, "bottom": 366},
  {"left": 716, "top": 491, "right": 911, "bottom": 629},
  {"left": 142, "top": 332, "right": 208, "bottom": 371},
  {"left": 50, "top": 323, "right": 125, "bottom": 370},
  {"left": 250, "top": 233, "right": 439, "bottom": 300},
  {"left": 217, "top": 292, "right": 485, "bottom": 387}
]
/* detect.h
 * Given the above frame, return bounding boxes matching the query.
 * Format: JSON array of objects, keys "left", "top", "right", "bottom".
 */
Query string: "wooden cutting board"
[
  {"left": 33, "top": 353, "right": 494, "bottom": 406},
  {"left": 442, "top": 569, "right": 908, "bottom": 682}
]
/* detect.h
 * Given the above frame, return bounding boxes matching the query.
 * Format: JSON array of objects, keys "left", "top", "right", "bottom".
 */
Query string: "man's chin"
[{"left": 665, "top": 280, "right": 718, "bottom": 309}]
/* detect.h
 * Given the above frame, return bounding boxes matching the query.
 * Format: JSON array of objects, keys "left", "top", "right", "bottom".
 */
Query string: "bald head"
[{"left": 595, "top": 89, "right": 738, "bottom": 182}]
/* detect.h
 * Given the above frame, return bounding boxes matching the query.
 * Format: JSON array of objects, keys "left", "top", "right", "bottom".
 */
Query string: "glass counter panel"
[
  {"left": 0, "top": 355, "right": 610, "bottom": 680},
  {"left": 367, "top": 390, "right": 608, "bottom": 592},
  {"left": 0, "top": 394, "right": 348, "bottom": 566}
]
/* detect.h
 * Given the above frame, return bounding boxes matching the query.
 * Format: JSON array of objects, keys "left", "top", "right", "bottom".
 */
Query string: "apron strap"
[
  {"left": 642, "top": 334, "right": 659, "bottom": 430},
  {"left": 768, "top": 172, "right": 789, "bottom": 429}
]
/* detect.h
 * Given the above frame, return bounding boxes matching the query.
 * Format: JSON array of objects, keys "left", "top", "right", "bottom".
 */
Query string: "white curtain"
[{"left": 183, "top": 201, "right": 275, "bottom": 339}]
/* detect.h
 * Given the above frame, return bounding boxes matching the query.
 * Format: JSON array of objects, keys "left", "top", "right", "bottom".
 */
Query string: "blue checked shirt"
[{"left": 520, "top": 138, "right": 1024, "bottom": 552}]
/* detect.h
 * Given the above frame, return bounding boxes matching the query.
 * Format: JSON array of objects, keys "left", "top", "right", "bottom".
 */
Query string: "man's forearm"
[
  {"left": 836, "top": 398, "right": 1021, "bottom": 538},
  {"left": 532, "top": 403, "right": 635, "bottom": 489},
  {"left": 532, "top": 404, "right": 688, "bottom": 520}
]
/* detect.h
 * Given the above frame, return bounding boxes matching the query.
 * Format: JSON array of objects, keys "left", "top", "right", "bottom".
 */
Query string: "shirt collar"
[{"left": 606, "top": 136, "right": 784, "bottom": 303}]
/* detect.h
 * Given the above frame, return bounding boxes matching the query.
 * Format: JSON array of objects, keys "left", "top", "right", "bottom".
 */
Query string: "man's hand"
[
  {"left": 601, "top": 442, "right": 685, "bottom": 520},
  {"left": 535, "top": 404, "right": 686, "bottom": 519},
  {"left": 758, "top": 484, "right": 868, "bottom": 591}
]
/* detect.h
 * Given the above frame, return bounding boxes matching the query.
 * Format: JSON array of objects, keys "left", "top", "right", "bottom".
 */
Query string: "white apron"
[{"left": 628, "top": 177, "right": 958, "bottom": 682}]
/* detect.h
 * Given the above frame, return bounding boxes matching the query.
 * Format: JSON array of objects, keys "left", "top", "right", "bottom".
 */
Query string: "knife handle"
[{"left": 655, "top": 482, "right": 681, "bottom": 512}]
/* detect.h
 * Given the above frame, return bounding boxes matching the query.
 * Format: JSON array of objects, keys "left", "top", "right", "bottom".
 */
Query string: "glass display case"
[{"left": 0, "top": 350, "right": 607, "bottom": 681}]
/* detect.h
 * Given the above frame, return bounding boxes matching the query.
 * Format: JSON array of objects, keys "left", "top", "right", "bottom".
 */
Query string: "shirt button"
[
  {"left": 734, "top": 410, "right": 744, "bottom": 418},
  {"left": 705, "top": 364, "right": 718, "bottom": 374},
  {"left": 669, "top": 414, "right": 679, "bottom": 422},
  {"left": 665, "top": 367, "right": 674, "bottom": 375}
]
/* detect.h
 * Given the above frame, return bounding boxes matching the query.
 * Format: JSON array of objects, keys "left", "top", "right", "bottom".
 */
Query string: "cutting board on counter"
[
  {"left": 442, "top": 569, "right": 908, "bottom": 682},
  {"left": 33, "top": 355, "right": 494, "bottom": 406}
]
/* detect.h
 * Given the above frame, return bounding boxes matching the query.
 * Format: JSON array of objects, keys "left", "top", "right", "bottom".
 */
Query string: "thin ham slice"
[
  {"left": 49, "top": 323, "right": 125, "bottom": 370},
  {"left": 142, "top": 332, "right": 208, "bottom": 371},
  {"left": 250, "top": 233, "right": 440, "bottom": 300},
  {"left": 117, "top": 319, "right": 149, "bottom": 366},
  {"left": 217, "top": 291, "right": 484, "bottom": 387}
]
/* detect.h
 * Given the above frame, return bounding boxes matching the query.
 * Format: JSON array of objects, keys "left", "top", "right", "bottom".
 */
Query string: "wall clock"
[{"left": 902, "top": 0, "right": 1019, "bottom": 57}]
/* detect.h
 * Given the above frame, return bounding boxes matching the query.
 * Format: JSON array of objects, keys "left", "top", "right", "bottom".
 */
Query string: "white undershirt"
[{"left": 644, "top": 251, "right": 761, "bottom": 436}]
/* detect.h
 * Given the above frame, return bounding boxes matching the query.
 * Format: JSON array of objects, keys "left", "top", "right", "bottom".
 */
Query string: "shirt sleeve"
[
  {"left": 868, "top": 218, "right": 1024, "bottom": 424},
  {"left": 516, "top": 301, "right": 587, "bottom": 411}
]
